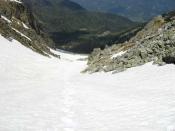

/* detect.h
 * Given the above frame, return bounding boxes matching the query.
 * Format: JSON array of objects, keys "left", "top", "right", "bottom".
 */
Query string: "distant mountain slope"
[
  {"left": 71, "top": 0, "right": 175, "bottom": 22},
  {"left": 23, "top": 0, "right": 139, "bottom": 53}
]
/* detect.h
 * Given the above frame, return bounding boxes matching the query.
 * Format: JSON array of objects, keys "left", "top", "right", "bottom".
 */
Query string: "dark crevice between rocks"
[{"left": 162, "top": 56, "right": 175, "bottom": 64}]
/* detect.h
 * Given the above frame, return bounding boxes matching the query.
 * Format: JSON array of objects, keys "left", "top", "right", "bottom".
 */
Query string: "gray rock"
[{"left": 112, "top": 68, "right": 126, "bottom": 74}]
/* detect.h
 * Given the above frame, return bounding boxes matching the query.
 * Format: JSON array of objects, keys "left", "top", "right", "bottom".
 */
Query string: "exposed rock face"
[
  {"left": 0, "top": 0, "right": 58, "bottom": 57},
  {"left": 85, "top": 12, "right": 175, "bottom": 73}
]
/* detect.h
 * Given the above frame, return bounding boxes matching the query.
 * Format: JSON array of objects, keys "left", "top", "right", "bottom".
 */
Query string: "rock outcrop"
[
  {"left": 85, "top": 11, "right": 175, "bottom": 73},
  {"left": 0, "top": 0, "right": 59, "bottom": 57}
]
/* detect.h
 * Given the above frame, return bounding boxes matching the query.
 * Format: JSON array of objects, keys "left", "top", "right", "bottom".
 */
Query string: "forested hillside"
[{"left": 24, "top": 0, "right": 139, "bottom": 53}]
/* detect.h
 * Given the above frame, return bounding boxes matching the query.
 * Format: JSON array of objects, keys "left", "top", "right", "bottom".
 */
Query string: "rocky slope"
[
  {"left": 85, "top": 11, "right": 175, "bottom": 73},
  {"left": 0, "top": 0, "right": 58, "bottom": 57}
]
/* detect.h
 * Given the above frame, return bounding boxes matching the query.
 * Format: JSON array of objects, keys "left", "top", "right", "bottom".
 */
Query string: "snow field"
[{"left": 0, "top": 35, "right": 175, "bottom": 131}]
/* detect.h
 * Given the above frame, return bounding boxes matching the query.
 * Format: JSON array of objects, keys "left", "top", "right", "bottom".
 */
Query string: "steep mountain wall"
[{"left": 0, "top": 0, "right": 58, "bottom": 57}]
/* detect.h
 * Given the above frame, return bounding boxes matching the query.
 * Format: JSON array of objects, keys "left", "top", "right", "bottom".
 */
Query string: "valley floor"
[{"left": 0, "top": 35, "right": 175, "bottom": 131}]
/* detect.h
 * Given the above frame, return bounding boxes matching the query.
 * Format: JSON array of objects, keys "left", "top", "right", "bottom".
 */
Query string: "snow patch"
[
  {"left": 11, "top": 27, "right": 31, "bottom": 41},
  {"left": 167, "top": 125, "right": 175, "bottom": 131},
  {"left": 55, "top": 49, "right": 87, "bottom": 61},
  {"left": 8, "top": 0, "right": 22, "bottom": 4},
  {"left": 1, "top": 15, "right": 11, "bottom": 23},
  {"left": 111, "top": 51, "right": 127, "bottom": 59},
  {"left": 22, "top": 22, "right": 29, "bottom": 29}
]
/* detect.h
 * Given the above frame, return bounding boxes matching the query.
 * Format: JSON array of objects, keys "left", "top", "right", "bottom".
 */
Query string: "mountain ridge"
[{"left": 71, "top": 0, "right": 175, "bottom": 22}]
